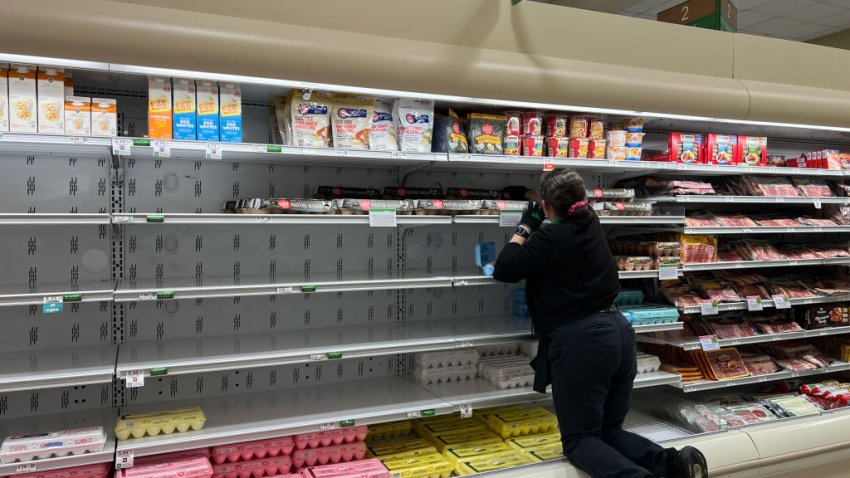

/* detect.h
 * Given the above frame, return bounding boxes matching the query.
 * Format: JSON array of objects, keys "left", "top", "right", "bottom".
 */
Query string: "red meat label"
[{"left": 277, "top": 199, "right": 291, "bottom": 209}]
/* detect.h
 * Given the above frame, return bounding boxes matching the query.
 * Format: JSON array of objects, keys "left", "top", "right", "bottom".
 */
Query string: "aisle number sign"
[{"left": 658, "top": 0, "right": 737, "bottom": 33}]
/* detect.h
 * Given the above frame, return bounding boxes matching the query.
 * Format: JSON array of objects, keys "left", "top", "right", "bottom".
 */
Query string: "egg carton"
[
  {"left": 0, "top": 427, "right": 107, "bottom": 463},
  {"left": 518, "top": 340, "right": 538, "bottom": 358},
  {"left": 413, "top": 350, "right": 478, "bottom": 369},
  {"left": 370, "top": 447, "right": 440, "bottom": 463},
  {"left": 637, "top": 353, "right": 662, "bottom": 374},
  {"left": 336, "top": 199, "right": 415, "bottom": 215},
  {"left": 293, "top": 426, "right": 368, "bottom": 450},
  {"left": 414, "top": 419, "right": 488, "bottom": 439},
  {"left": 11, "top": 463, "right": 110, "bottom": 478},
  {"left": 291, "top": 442, "right": 367, "bottom": 468},
  {"left": 118, "top": 456, "right": 213, "bottom": 478},
  {"left": 115, "top": 407, "right": 207, "bottom": 440},
  {"left": 367, "top": 438, "right": 433, "bottom": 458},
  {"left": 455, "top": 450, "right": 536, "bottom": 475},
  {"left": 475, "top": 343, "right": 520, "bottom": 357},
  {"left": 413, "top": 364, "right": 476, "bottom": 385},
  {"left": 210, "top": 436, "right": 295, "bottom": 464},
  {"left": 487, "top": 409, "right": 559, "bottom": 439},
  {"left": 382, "top": 452, "right": 454, "bottom": 478},
  {"left": 300, "top": 458, "right": 390, "bottom": 478},
  {"left": 211, "top": 455, "right": 292, "bottom": 478},
  {"left": 505, "top": 432, "right": 561, "bottom": 452},
  {"left": 476, "top": 356, "right": 529, "bottom": 377},
  {"left": 136, "top": 451, "right": 211, "bottom": 467},
  {"left": 442, "top": 441, "right": 512, "bottom": 465},
  {"left": 365, "top": 421, "right": 412, "bottom": 442},
  {"left": 523, "top": 442, "right": 564, "bottom": 462},
  {"left": 427, "top": 431, "right": 504, "bottom": 453}
]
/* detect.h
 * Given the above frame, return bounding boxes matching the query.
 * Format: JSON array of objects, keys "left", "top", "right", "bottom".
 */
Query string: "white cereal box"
[
  {"left": 37, "top": 67, "right": 65, "bottom": 134},
  {"left": 64, "top": 96, "right": 91, "bottom": 136},
  {"left": 9, "top": 64, "right": 37, "bottom": 133}
]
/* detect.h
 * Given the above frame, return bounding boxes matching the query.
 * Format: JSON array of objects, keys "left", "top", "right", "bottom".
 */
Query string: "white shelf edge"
[
  {"left": 113, "top": 213, "right": 452, "bottom": 225},
  {"left": 0, "top": 289, "right": 114, "bottom": 307},
  {"left": 682, "top": 257, "right": 850, "bottom": 271},
  {"left": 681, "top": 294, "right": 850, "bottom": 315},
  {"left": 637, "top": 326, "right": 850, "bottom": 351},
  {"left": 648, "top": 195, "right": 848, "bottom": 205},
  {"left": 684, "top": 226, "right": 850, "bottom": 234},
  {"left": 674, "top": 362, "right": 850, "bottom": 392},
  {"left": 0, "top": 214, "right": 111, "bottom": 225}
]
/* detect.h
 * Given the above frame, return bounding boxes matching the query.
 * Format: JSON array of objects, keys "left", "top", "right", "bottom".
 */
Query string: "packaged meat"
[
  {"left": 545, "top": 114, "right": 567, "bottom": 138},
  {"left": 701, "top": 348, "right": 750, "bottom": 380},
  {"left": 293, "top": 426, "right": 368, "bottom": 450},
  {"left": 115, "top": 407, "right": 206, "bottom": 440},
  {"left": 210, "top": 437, "right": 295, "bottom": 464},
  {"left": 415, "top": 199, "right": 482, "bottom": 216},
  {"left": 731, "top": 239, "right": 785, "bottom": 261},
  {"left": 523, "top": 135, "right": 544, "bottom": 157},
  {"left": 708, "top": 316, "right": 758, "bottom": 339},
  {"left": 699, "top": 280, "right": 743, "bottom": 303},
  {"left": 546, "top": 136, "right": 569, "bottom": 158},
  {"left": 742, "top": 177, "right": 799, "bottom": 197},
  {"left": 766, "top": 394, "right": 821, "bottom": 417},
  {"left": 337, "top": 199, "right": 414, "bottom": 215},
  {"left": 505, "top": 111, "right": 522, "bottom": 137},
  {"left": 369, "top": 98, "right": 398, "bottom": 152},
  {"left": 1, "top": 427, "right": 107, "bottom": 463},
  {"left": 680, "top": 235, "right": 718, "bottom": 263},
  {"left": 715, "top": 215, "right": 758, "bottom": 228},
  {"left": 741, "top": 354, "right": 778, "bottom": 376},
  {"left": 794, "top": 305, "right": 838, "bottom": 329},
  {"left": 394, "top": 99, "right": 434, "bottom": 153},
  {"left": 446, "top": 188, "right": 502, "bottom": 200},
  {"left": 569, "top": 116, "right": 588, "bottom": 138},
  {"left": 286, "top": 89, "right": 332, "bottom": 148},
  {"left": 748, "top": 314, "right": 803, "bottom": 334},
  {"left": 724, "top": 404, "right": 777, "bottom": 425},
  {"left": 797, "top": 217, "right": 837, "bottom": 227},
  {"left": 467, "top": 113, "right": 505, "bottom": 155},
  {"left": 644, "top": 178, "right": 715, "bottom": 195},
  {"left": 315, "top": 186, "right": 380, "bottom": 199},
  {"left": 290, "top": 442, "right": 366, "bottom": 468},
  {"left": 302, "top": 459, "right": 390, "bottom": 478},
  {"left": 118, "top": 456, "right": 213, "bottom": 478},
  {"left": 211, "top": 455, "right": 292, "bottom": 478},
  {"left": 668, "top": 133, "right": 704, "bottom": 163},
  {"left": 685, "top": 215, "right": 719, "bottom": 227},
  {"left": 521, "top": 112, "right": 543, "bottom": 136},
  {"left": 794, "top": 179, "right": 833, "bottom": 198}
]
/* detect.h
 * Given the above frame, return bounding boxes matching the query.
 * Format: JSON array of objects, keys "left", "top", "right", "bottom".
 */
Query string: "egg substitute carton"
[
  {"left": 293, "top": 426, "right": 368, "bottom": 450},
  {"left": 413, "top": 350, "right": 478, "bottom": 369},
  {"left": 455, "top": 451, "right": 536, "bottom": 475},
  {"left": 413, "top": 363, "right": 476, "bottom": 385},
  {"left": 118, "top": 456, "right": 213, "bottom": 478},
  {"left": 210, "top": 436, "right": 295, "bottom": 464},
  {"left": 114, "top": 407, "right": 207, "bottom": 441},
  {"left": 414, "top": 199, "right": 483, "bottom": 216},
  {"left": 381, "top": 452, "right": 454, "bottom": 478},
  {"left": 364, "top": 421, "right": 413, "bottom": 443},
  {"left": 636, "top": 353, "right": 662, "bottom": 374},
  {"left": 487, "top": 408, "right": 558, "bottom": 439},
  {"left": 0, "top": 427, "right": 107, "bottom": 463},
  {"left": 291, "top": 442, "right": 367, "bottom": 468},
  {"left": 480, "top": 200, "right": 528, "bottom": 215},
  {"left": 475, "top": 343, "right": 521, "bottom": 357},
  {"left": 301, "top": 458, "right": 390, "bottom": 478},
  {"left": 336, "top": 199, "right": 415, "bottom": 215},
  {"left": 210, "top": 455, "right": 293, "bottom": 478},
  {"left": 12, "top": 463, "right": 110, "bottom": 478}
]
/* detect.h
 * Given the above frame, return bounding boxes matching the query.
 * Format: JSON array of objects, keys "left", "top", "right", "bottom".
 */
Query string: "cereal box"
[
  {"left": 91, "top": 98, "right": 116, "bottom": 137},
  {"left": 172, "top": 78, "right": 196, "bottom": 140},
  {"left": 219, "top": 83, "right": 242, "bottom": 143},
  {"left": 0, "top": 64, "right": 8, "bottom": 132},
  {"left": 9, "top": 65, "right": 37, "bottom": 133},
  {"left": 64, "top": 96, "right": 91, "bottom": 136},
  {"left": 196, "top": 80, "right": 219, "bottom": 141},
  {"left": 148, "top": 76, "right": 172, "bottom": 139},
  {"left": 37, "top": 67, "right": 65, "bottom": 134}
]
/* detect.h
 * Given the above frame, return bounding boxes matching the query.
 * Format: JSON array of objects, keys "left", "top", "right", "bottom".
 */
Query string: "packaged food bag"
[
  {"left": 394, "top": 98, "right": 434, "bottom": 152},
  {"left": 286, "top": 89, "right": 332, "bottom": 148},
  {"left": 331, "top": 93, "right": 373, "bottom": 150},
  {"left": 370, "top": 98, "right": 397, "bottom": 151},
  {"left": 446, "top": 109, "right": 468, "bottom": 153},
  {"left": 468, "top": 113, "right": 505, "bottom": 155}
]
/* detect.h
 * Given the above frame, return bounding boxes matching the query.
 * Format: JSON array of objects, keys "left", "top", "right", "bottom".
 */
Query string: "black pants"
[{"left": 547, "top": 311, "right": 673, "bottom": 478}]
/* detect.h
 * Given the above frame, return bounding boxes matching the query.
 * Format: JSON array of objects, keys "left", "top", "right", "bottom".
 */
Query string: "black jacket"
[{"left": 493, "top": 217, "right": 620, "bottom": 334}]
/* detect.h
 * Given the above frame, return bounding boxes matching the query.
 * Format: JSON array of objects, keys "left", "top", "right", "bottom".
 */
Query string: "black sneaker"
[{"left": 671, "top": 446, "right": 708, "bottom": 478}]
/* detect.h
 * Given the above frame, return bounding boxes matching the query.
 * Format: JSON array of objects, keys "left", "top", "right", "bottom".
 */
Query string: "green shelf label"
[
  {"left": 62, "top": 293, "right": 82, "bottom": 302},
  {"left": 340, "top": 419, "right": 355, "bottom": 427},
  {"left": 301, "top": 284, "right": 317, "bottom": 293},
  {"left": 149, "top": 367, "right": 168, "bottom": 376},
  {"left": 326, "top": 352, "right": 343, "bottom": 360},
  {"left": 156, "top": 291, "right": 175, "bottom": 300},
  {"left": 146, "top": 215, "right": 165, "bottom": 223},
  {"left": 421, "top": 409, "right": 436, "bottom": 417},
  {"left": 266, "top": 145, "right": 282, "bottom": 153},
  {"left": 133, "top": 139, "right": 151, "bottom": 147}
]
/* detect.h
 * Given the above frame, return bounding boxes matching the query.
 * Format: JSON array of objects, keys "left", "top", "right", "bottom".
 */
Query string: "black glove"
[{"left": 520, "top": 201, "right": 545, "bottom": 232}]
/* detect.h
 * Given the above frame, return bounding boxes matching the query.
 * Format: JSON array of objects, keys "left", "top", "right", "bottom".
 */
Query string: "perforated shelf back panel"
[{"left": 0, "top": 301, "right": 112, "bottom": 352}]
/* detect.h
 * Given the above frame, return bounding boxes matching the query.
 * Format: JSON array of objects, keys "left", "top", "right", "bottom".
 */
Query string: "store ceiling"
[{"left": 534, "top": 0, "right": 850, "bottom": 41}]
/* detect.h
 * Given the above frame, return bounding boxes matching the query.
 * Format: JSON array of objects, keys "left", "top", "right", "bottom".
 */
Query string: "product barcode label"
[
  {"left": 205, "top": 142, "right": 222, "bottom": 159},
  {"left": 310, "top": 353, "right": 327, "bottom": 361},
  {"left": 276, "top": 286, "right": 296, "bottom": 294},
  {"left": 658, "top": 264, "right": 678, "bottom": 280},
  {"left": 459, "top": 403, "right": 473, "bottom": 419},
  {"left": 138, "top": 293, "right": 157, "bottom": 301},
  {"left": 700, "top": 301, "right": 719, "bottom": 316},
  {"left": 152, "top": 140, "right": 171, "bottom": 158},
  {"left": 391, "top": 151, "right": 407, "bottom": 159},
  {"left": 125, "top": 370, "right": 145, "bottom": 388},
  {"left": 15, "top": 464, "right": 36, "bottom": 474},
  {"left": 746, "top": 296, "right": 763, "bottom": 312},
  {"left": 456, "top": 340, "right": 474, "bottom": 348},
  {"left": 499, "top": 210, "right": 522, "bottom": 228},
  {"left": 772, "top": 295, "right": 792, "bottom": 309},
  {"left": 113, "top": 215, "right": 134, "bottom": 223},
  {"left": 116, "top": 450, "right": 134, "bottom": 469},
  {"left": 319, "top": 422, "right": 337, "bottom": 431},
  {"left": 369, "top": 209, "right": 397, "bottom": 227},
  {"left": 112, "top": 138, "right": 132, "bottom": 156},
  {"left": 699, "top": 335, "right": 720, "bottom": 351},
  {"left": 406, "top": 410, "right": 422, "bottom": 418}
]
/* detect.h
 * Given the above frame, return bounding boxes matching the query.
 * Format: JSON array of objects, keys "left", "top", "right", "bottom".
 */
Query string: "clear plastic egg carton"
[
  {"left": 0, "top": 427, "right": 107, "bottom": 463},
  {"left": 518, "top": 340, "right": 538, "bottom": 358},
  {"left": 293, "top": 426, "right": 368, "bottom": 450},
  {"left": 365, "top": 421, "right": 413, "bottom": 443},
  {"left": 291, "top": 441, "right": 367, "bottom": 468},
  {"left": 115, "top": 407, "right": 207, "bottom": 440},
  {"left": 636, "top": 353, "right": 662, "bottom": 374},
  {"left": 413, "top": 350, "right": 478, "bottom": 369},
  {"left": 476, "top": 356, "right": 528, "bottom": 377},
  {"left": 301, "top": 458, "right": 390, "bottom": 478},
  {"left": 211, "top": 455, "right": 292, "bottom": 478},
  {"left": 118, "top": 456, "right": 213, "bottom": 478},
  {"left": 475, "top": 343, "right": 520, "bottom": 357},
  {"left": 210, "top": 436, "right": 295, "bottom": 464},
  {"left": 413, "top": 363, "right": 476, "bottom": 385}
]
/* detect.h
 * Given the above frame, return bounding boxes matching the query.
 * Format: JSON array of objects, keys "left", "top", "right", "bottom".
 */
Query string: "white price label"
[
  {"left": 15, "top": 464, "right": 36, "bottom": 474},
  {"left": 814, "top": 199, "right": 822, "bottom": 209},
  {"left": 116, "top": 449, "right": 134, "bottom": 469},
  {"left": 369, "top": 209, "right": 397, "bottom": 227},
  {"left": 112, "top": 138, "right": 132, "bottom": 156},
  {"left": 138, "top": 293, "right": 157, "bottom": 301},
  {"left": 309, "top": 353, "right": 327, "bottom": 361},
  {"left": 152, "top": 140, "right": 171, "bottom": 158},
  {"left": 69, "top": 136, "right": 87, "bottom": 144},
  {"left": 276, "top": 287, "right": 295, "bottom": 294},
  {"left": 658, "top": 264, "right": 678, "bottom": 280},
  {"left": 699, "top": 335, "right": 721, "bottom": 351},
  {"left": 499, "top": 211, "right": 522, "bottom": 228},
  {"left": 302, "top": 148, "right": 319, "bottom": 155},
  {"left": 391, "top": 151, "right": 407, "bottom": 159},
  {"left": 543, "top": 162, "right": 555, "bottom": 172},
  {"left": 456, "top": 340, "right": 474, "bottom": 348},
  {"left": 319, "top": 422, "right": 337, "bottom": 431},
  {"left": 459, "top": 403, "right": 473, "bottom": 419},
  {"left": 406, "top": 410, "right": 422, "bottom": 418},
  {"left": 746, "top": 296, "right": 763, "bottom": 312},
  {"left": 256, "top": 216, "right": 271, "bottom": 224},
  {"left": 125, "top": 370, "right": 145, "bottom": 388},
  {"left": 773, "top": 295, "right": 792, "bottom": 309},
  {"left": 113, "top": 215, "right": 134, "bottom": 223},
  {"left": 205, "top": 142, "right": 222, "bottom": 159},
  {"left": 700, "top": 301, "right": 719, "bottom": 316}
]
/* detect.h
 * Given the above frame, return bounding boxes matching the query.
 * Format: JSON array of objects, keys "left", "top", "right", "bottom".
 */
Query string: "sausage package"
[
  {"left": 331, "top": 93, "right": 373, "bottom": 150},
  {"left": 287, "top": 89, "right": 332, "bottom": 148},
  {"left": 394, "top": 98, "right": 434, "bottom": 152},
  {"left": 369, "top": 98, "right": 398, "bottom": 151}
]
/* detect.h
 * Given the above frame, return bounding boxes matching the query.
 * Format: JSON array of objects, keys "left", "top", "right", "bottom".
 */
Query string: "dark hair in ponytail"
[{"left": 539, "top": 169, "right": 596, "bottom": 227}]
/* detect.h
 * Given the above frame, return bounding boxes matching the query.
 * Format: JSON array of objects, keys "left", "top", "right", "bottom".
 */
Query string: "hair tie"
[{"left": 568, "top": 200, "right": 589, "bottom": 216}]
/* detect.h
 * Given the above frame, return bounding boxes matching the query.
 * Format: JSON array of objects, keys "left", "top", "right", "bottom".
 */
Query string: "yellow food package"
[
  {"left": 331, "top": 93, "right": 374, "bottom": 150},
  {"left": 383, "top": 452, "right": 454, "bottom": 478},
  {"left": 428, "top": 430, "right": 504, "bottom": 452},
  {"left": 506, "top": 432, "right": 561, "bottom": 451},
  {"left": 115, "top": 406, "right": 206, "bottom": 440},
  {"left": 368, "top": 438, "right": 435, "bottom": 458},
  {"left": 374, "top": 448, "right": 443, "bottom": 463},
  {"left": 487, "top": 408, "right": 559, "bottom": 439},
  {"left": 456, "top": 451, "right": 537, "bottom": 475},
  {"left": 443, "top": 441, "right": 512, "bottom": 466},
  {"left": 523, "top": 442, "right": 565, "bottom": 461},
  {"left": 416, "top": 418, "right": 488, "bottom": 436},
  {"left": 37, "top": 67, "right": 64, "bottom": 134},
  {"left": 473, "top": 404, "right": 526, "bottom": 424},
  {"left": 367, "top": 420, "right": 413, "bottom": 442}
]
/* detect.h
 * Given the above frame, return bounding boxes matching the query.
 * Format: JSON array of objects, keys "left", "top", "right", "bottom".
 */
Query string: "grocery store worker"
[{"left": 493, "top": 169, "right": 708, "bottom": 478}]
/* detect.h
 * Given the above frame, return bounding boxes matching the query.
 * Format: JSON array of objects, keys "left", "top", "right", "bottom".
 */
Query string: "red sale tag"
[{"left": 543, "top": 163, "right": 555, "bottom": 171}]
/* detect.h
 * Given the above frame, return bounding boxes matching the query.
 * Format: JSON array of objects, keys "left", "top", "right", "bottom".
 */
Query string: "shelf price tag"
[
  {"left": 113, "top": 215, "right": 134, "bottom": 223},
  {"left": 459, "top": 403, "right": 473, "bottom": 419},
  {"left": 700, "top": 301, "right": 719, "bottom": 316},
  {"left": 543, "top": 162, "right": 555, "bottom": 172},
  {"left": 15, "top": 464, "right": 36, "bottom": 474},
  {"left": 746, "top": 296, "right": 763, "bottom": 312},
  {"left": 772, "top": 295, "right": 792, "bottom": 309},
  {"left": 456, "top": 340, "right": 474, "bottom": 348},
  {"left": 319, "top": 422, "right": 338, "bottom": 430},
  {"left": 266, "top": 145, "right": 282, "bottom": 153},
  {"left": 152, "top": 140, "right": 171, "bottom": 158},
  {"left": 658, "top": 264, "right": 678, "bottom": 281},
  {"left": 112, "top": 138, "right": 132, "bottom": 156},
  {"left": 699, "top": 335, "right": 720, "bottom": 351},
  {"left": 125, "top": 370, "right": 144, "bottom": 388},
  {"left": 42, "top": 296, "right": 63, "bottom": 314},
  {"left": 499, "top": 210, "right": 522, "bottom": 228},
  {"left": 205, "top": 142, "right": 222, "bottom": 159},
  {"left": 390, "top": 151, "right": 407, "bottom": 159},
  {"left": 116, "top": 449, "right": 134, "bottom": 469},
  {"left": 369, "top": 208, "right": 397, "bottom": 227}
]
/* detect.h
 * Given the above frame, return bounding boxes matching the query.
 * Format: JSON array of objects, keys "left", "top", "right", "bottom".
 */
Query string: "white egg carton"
[
  {"left": 413, "top": 364, "right": 476, "bottom": 385},
  {"left": 476, "top": 356, "right": 530, "bottom": 378},
  {"left": 413, "top": 349, "right": 479, "bottom": 369},
  {"left": 482, "top": 361, "right": 535, "bottom": 390},
  {"left": 476, "top": 343, "right": 521, "bottom": 357},
  {"left": 519, "top": 340, "right": 538, "bottom": 358},
  {"left": 0, "top": 427, "right": 107, "bottom": 463},
  {"left": 636, "top": 353, "right": 662, "bottom": 374}
]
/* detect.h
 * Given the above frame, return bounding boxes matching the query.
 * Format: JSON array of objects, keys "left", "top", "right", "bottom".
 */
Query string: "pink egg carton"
[
  {"left": 135, "top": 450, "right": 211, "bottom": 467},
  {"left": 118, "top": 456, "right": 213, "bottom": 478},
  {"left": 211, "top": 455, "right": 293, "bottom": 478},
  {"left": 210, "top": 437, "right": 295, "bottom": 464},
  {"left": 293, "top": 427, "right": 367, "bottom": 450},
  {"left": 299, "top": 459, "right": 389, "bottom": 478},
  {"left": 291, "top": 442, "right": 366, "bottom": 468},
  {"left": 11, "top": 463, "right": 110, "bottom": 478}
]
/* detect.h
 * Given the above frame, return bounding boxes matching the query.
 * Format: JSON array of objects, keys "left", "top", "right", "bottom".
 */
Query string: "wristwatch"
[{"left": 514, "top": 225, "right": 531, "bottom": 239}]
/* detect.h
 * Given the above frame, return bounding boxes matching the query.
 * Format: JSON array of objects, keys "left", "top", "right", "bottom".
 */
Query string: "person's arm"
[{"left": 493, "top": 228, "right": 550, "bottom": 283}]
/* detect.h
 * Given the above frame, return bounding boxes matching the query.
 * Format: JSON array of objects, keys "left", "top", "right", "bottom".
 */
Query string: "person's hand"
[{"left": 520, "top": 200, "right": 545, "bottom": 233}]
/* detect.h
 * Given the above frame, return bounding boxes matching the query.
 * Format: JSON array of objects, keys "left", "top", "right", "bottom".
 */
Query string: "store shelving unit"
[
  {"left": 680, "top": 294, "right": 850, "bottom": 315},
  {"left": 673, "top": 362, "right": 850, "bottom": 392},
  {"left": 684, "top": 226, "right": 850, "bottom": 234},
  {"left": 649, "top": 195, "right": 849, "bottom": 205},
  {"left": 636, "top": 325, "right": 850, "bottom": 350}
]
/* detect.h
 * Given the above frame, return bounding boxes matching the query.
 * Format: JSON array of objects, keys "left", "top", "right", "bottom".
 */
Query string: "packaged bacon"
[{"left": 703, "top": 348, "right": 750, "bottom": 380}]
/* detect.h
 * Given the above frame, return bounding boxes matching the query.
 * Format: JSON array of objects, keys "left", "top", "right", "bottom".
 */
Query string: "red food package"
[
  {"left": 588, "top": 119, "right": 605, "bottom": 140},
  {"left": 705, "top": 134, "right": 739, "bottom": 165},
  {"left": 737, "top": 136, "right": 768, "bottom": 167},
  {"left": 569, "top": 116, "right": 588, "bottom": 138},
  {"left": 589, "top": 139, "right": 606, "bottom": 159},
  {"left": 547, "top": 137, "right": 569, "bottom": 158},
  {"left": 569, "top": 138, "right": 589, "bottom": 159},
  {"left": 668, "top": 133, "right": 704, "bottom": 164},
  {"left": 505, "top": 111, "right": 522, "bottom": 137},
  {"left": 523, "top": 135, "right": 543, "bottom": 157},
  {"left": 545, "top": 114, "right": 568, "bottom": 138},
  {"left": 521, "top": 111, "right": 543, "bottom": 136}
]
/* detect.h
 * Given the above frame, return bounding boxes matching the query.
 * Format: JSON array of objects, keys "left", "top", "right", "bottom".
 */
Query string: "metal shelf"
[
  {"left": 0, "top": 284, "right": 114, "bottom": 307},
  {"left": 112, "top": 213, "right": 452, "bottom": 225},
  {"left": 633, "top": 322, "right": 684, "bottom": 334},
  {"left": 453, "top": 215, "right": 685, "bottom": 226},
  {"left": 452, "top": 270, "right": 682, "bottom": 286},
  {"left": 0, "top": 132, "right": 112, "bottom": 156},
  {"left": 115, "top": 376, "right": 454, "bottom": 457},
  {"left": 673, "top": 362, "right": 850, "bottom": 392},
  {"left": 649, "top": 195, "right": 849, "bottom": 205},
  {"left": 0, "top": 345, "right": 117, "bottom": 393},
  {"left": 637, "top": 326, "right": 850, "bottom": 351},
  {"left": 684, "top": 226, "right": 850, "bottom": 234},
  {"left": 0, "top": 214, "right": 111, "bottom": 225},
  {"left": 681, "top": 294, "right": 850, "bottom": 315},
  {"left": 682, "top": 257, "right": 850, "bottom": 272},
  {"left": 116, "top": 318, "right": 533, "bottom": 379}
]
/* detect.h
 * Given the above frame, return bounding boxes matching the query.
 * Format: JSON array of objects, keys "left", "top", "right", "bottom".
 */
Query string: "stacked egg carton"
[
  {"left": 476, "top": 343, "right": 535, "bottom": 389},
  {"left": 9, "top": 463, "right": 111, "bottom": 478},
  {"left": 209, "top": 436, "right": 296, "bottom": 478},
  {"left": 0, "top": 427, "right": 108, "bottom": 464},
  {"left": 119, "top": 454, "right": 213, "bottom": 478},
  {"left": 114, "top": 407, "right": 207, "bottom": 441},
  {"left": 412, "top": 350, "right": 478, "bottom": 385},
  {"left": 289, "top": 427, "right": 369, "bottom": 474}
]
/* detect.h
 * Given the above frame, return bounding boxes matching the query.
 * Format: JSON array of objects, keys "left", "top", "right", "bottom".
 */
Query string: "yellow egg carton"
[
  {"left": 366, "top": 420, "right": 413, "bottom": 441},
  {"left": 472, "top": 404, "right": 526, "bottom": 424},
  {"left": 382, "top": 451, "right": 454, "bottom": 478},
  {"left": 523, "top": 442, "right": 564, "bottom": 462},
  {"left": 487, "top": 408, "right": 558, "bottom": 439},
  {"left": 375, "top": 447, "right": 443, "bottom": 463},
  {"left": 428, "top": 430, "right": 504, "bottom": 452},
  {"left": 367, "top": 438, "right": 437, "bottom": 459},
  {"left": 115, "top": 406, "right": 207, "bottom": 440},
  {"left": 443, "top": 441, "right": 513, "bottom": 468},
  {"left": 505, "top": 431, "right": 561, "bottom": 451},
  {"left": 455, "top": 450, "right": 537, "bottom": 475},
  {"left": 414, "top": 417, "right": 484, "bottom": 435}
]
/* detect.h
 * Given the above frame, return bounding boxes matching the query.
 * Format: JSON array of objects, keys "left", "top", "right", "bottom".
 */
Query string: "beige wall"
[{"left": 809, "top": 29, "right": 850, "bottom": 50}]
